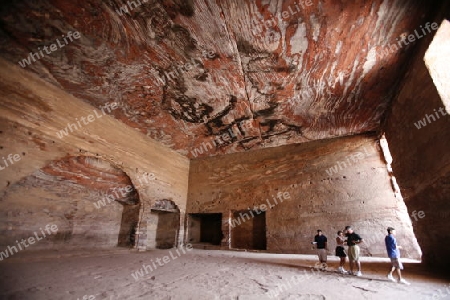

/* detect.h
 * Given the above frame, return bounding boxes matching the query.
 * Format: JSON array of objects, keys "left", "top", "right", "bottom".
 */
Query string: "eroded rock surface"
[{"left": 0, "top": 0, "right": 436, "bottom": 158}]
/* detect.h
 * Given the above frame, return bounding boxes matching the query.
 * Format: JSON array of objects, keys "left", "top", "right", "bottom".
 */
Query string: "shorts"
[
  {"left": 390, "top": 258, "right": 404, "bottom": 270},
  {"left": 348, "top": 245, "right": 360, "bottom": 261},
  {"left": 317, "top": 248, "right": 327, "bottom": 262},
  {"left": 335, "top": 246, "right": 347, "bottom": 258}
]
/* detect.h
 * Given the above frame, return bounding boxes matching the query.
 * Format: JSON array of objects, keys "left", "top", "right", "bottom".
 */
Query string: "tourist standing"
[
  {"left": 336, "top": 230, "right": 348, "bottom": 274},
  {"left": 385, "top": 227, "right": 410, "bottom": 285},
  {"left": 344, "top": 226, "right": 363, "bottom": 276},
  {"left": 313, "top": 230, "right": 328, "bottom": 270}
]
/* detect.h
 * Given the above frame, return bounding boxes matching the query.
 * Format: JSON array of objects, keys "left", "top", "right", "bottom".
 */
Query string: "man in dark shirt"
[
  {"left": 345, "top": 226, "right": 363, "bottom": 276},
  {"left": 313, "top": 230, "right": 328, "bottom": 269}
]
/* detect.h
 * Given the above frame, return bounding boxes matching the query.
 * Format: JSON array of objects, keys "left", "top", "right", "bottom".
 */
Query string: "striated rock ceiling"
[{"left": 0, "top": 0, "right": 438, "bottom": 158}]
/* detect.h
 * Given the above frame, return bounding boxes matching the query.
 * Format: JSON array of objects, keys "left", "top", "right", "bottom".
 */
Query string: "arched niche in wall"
[{"left": 1, "top": 155, "right": 141, "bottom": 249}]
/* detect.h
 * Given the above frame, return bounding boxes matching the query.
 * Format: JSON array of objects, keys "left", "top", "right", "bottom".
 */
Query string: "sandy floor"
[{"left": 0, "top": 248, "right": 449, "bottom": 300}]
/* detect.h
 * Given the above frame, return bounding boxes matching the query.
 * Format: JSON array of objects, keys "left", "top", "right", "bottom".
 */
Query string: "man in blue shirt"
[{"left": 385, "top": 227, "right": 410, "bottom": 285}]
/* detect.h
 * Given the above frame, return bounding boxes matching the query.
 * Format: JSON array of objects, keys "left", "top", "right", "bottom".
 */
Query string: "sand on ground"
[{"left": 0, "top": 248, "right": 449, "bottom": 300}]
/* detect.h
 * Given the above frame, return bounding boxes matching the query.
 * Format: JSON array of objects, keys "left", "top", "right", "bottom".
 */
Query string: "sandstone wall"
[
  {"left": 0, "top": 58, "right": 190, "bottom": 251},
  {"left": 383, "top": 10, "right": 450, "bottom": 268},
  {"left": 187, "top": 134, "right": 421, "bottom": 258},
  {"left": 0, "top": 172, "right": 125, "bottom": 249}
]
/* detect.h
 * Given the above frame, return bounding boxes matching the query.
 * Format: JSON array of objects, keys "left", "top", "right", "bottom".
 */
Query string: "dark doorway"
[
  {"left": 150, "top": 199, "right": 181, "bottom": 249},
  {"left": 231, "top": 210, "right": 266, "bottom": 250},
  {"left": 155, "top": 211, "right": 180, "bottom": 249},
  {"left": 188, "top": 213, "right": 222, "bottom": 245},
  {"left": 118, "top": 204, "right": 140, "bottom": 248}
]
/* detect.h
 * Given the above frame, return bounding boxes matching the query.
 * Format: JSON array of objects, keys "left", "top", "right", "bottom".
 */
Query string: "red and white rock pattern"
[{"left": 0, "top": 0, "right": 436, "bottom": 158}]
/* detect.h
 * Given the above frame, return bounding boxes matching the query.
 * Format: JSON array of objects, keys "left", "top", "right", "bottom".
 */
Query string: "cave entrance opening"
[
  {"left": 188, "top": 213, "right": 223, "bottom": 246},
  {"left": 230, "top": 210, "right": 266, "bottom": 250},
  {"left": 378, "top": 135, "right": 423, "bottom": 259},
  {"left": 424, "top": 19, "right": 450, "bottom": 112}
]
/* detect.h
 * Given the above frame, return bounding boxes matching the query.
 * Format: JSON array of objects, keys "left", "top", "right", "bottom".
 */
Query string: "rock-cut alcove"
[
  {"left": 149, "top": 199, "right": 180, "bottom": 249},
  {"left": 0, "top": 156, "right": 140, "bottom": 249}
]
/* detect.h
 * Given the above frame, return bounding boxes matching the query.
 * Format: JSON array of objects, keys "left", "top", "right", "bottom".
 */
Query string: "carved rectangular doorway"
[
  {"left": 231, "top": 210, "right": 266, "bottom": 250},
  {"left": 188, "top": 213, "right": 222, "bottom": 246},
  {"left": 155, "top": 211, "right": 179, "bottom": 249}
]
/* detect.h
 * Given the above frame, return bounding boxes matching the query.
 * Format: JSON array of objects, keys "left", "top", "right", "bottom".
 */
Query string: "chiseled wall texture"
[
  {"left": 187, "top": 134, "right": 421, "bottom": 259},
  {"left": 0, "top": 59, "right": 190, "bottom": 251},
  {"left": 0, "top": 170, "right": 125, "bottom": 249},
  {"left": 383, "top": 11, "right": 450, "bottom": 268}
]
